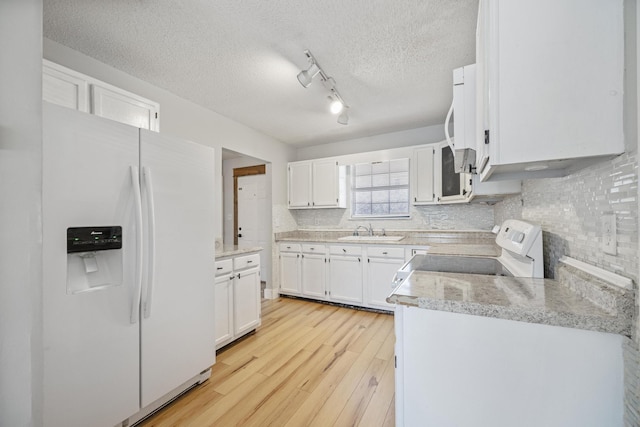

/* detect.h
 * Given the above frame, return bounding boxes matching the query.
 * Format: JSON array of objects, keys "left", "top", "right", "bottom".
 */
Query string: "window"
[{"left": 351, "top": 158, "right": 410, "bottom": 218}]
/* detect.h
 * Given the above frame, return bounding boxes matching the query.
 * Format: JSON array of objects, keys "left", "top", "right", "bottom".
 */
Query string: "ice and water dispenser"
[{"left": 67, "top": 226, "right": 123, "bottom": 293}]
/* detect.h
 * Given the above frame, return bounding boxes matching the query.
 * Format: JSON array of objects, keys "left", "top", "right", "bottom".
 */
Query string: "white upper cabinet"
[
  {"left": 91, "top": 84, "right": 159, "bottom": 132},
  {"left": 410, "top": 146, "right": 435, "bottom": 204},
  {"left": 476, "top": 0, "right": 624, "bottom": 181},
  {"left": 288, "top": 159, "right": 346, "bottom": 209},
  {"left": 43, "top": 60, "right": 89, "bottom": 112},
  {"left": 42, "top": 59, "right": 160, "bottom": 132}
]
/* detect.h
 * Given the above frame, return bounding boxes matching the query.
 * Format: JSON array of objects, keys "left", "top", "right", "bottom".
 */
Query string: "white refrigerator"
[{"left": 42, "top": 102, "right": 216, "bottom": 427}]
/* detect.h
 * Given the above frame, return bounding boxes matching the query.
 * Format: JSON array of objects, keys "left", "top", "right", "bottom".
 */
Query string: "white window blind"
[{"left": 351, "top": 158, "right": 410, "bottom": 218}]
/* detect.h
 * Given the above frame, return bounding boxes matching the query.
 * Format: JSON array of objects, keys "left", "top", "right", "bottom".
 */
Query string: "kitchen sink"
[{"left": 338, "top": 235, "right": 405, "bottom": 242}]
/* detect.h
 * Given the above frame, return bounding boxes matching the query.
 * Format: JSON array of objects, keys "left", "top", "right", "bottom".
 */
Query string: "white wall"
[
  {"left": 0, "top": 1, "right": 44, "bottom": 426},
  {"left": 295, "top": 124, "right": 446, "bottom": 161},
  {"left": 43, "top": 39, "right": 298, "bottom": 241}
]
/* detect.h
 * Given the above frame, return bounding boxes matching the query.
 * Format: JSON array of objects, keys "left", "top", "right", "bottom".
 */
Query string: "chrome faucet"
[{"left": 353, "top": 225, "right": 370, "bottom": 236}]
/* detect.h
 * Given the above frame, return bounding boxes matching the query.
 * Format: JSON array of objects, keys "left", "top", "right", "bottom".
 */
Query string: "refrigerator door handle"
[
  {"left": 142, "top": 166, "right": 156, "bottom": 319},
  {"left": 130, "top": 165, "right": 143, "bottom": 324}
]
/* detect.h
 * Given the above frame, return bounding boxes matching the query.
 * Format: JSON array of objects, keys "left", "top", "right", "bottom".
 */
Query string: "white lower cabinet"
[
  {"left": 214, "top": 273, "right": 234, "bottom": 347},
  {"left": 328, "top": 245, "right": 363, "bottom": 304},
  {"left": 278, "top": 241, "right": 403, "bottom": 311},
  {"left": 301, "top": 244, "right": 326, "bottom": 299},
  {"left": 279, "top": 243, "right": 302, "bottom": 295},
  {"left": 234, "top": 265, "right": 261, "bottom": 336},
  {"left": 215, "top": 253, "right": 261, "bottom": 349},
  {"left": 366, "top": 246, "right": 405, "bottom": 310}
]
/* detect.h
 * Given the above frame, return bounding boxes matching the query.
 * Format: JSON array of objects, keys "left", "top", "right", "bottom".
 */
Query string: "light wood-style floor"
[{"left": 140, "top": 297, "right": 396, "bottom": 427}]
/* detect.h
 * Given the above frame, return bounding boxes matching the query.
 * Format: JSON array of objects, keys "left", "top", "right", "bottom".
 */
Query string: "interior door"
[
  {"left": 42, "top": 103, "right": 140, "bottom": 427},
  {"left": 237, "top": 174, "right": 269, "bottom": 280},
  {"left": 139, "top": 129, "right": 215, "bottom": 407}
]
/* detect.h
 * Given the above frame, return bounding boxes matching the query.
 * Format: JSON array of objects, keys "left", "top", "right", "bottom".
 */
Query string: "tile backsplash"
[
  {"left": 494, "top": 151, "right": 638, "bottom": 283},
  {"left": 290, "top": 203, "right": 495, "bottom": 231}
]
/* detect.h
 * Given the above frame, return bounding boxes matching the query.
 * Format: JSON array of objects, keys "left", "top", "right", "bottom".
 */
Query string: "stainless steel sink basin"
[{"left": 338, "top": 235, "right": 405, "bottom": 242}]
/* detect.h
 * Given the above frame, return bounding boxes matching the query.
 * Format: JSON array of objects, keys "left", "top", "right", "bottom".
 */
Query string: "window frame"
[{"left": 350, "top": 158, "right": 411, "bottom": 219}]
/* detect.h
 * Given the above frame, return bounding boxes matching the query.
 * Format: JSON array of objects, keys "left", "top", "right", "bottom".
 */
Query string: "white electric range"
[{"left": 393, "top": 219, "right": 544, "bottom": 286}]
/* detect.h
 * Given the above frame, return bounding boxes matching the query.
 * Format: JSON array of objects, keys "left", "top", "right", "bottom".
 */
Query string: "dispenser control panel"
[{"left": 67, "top": 226, "right": 122, "bottom": 253}]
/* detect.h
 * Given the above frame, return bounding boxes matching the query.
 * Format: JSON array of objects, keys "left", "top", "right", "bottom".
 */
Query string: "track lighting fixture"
[
  {"left": 297, "top": 63, "right": 320, "bottom": 88},
  {"left": 297, "top": 49, "right": 350, "bottom": 125}
]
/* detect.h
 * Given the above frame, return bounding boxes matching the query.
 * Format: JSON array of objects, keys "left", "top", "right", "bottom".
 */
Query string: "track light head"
[
  {"left": 329, "top": 97, "right": 344, "bottom": 114},
  {"left": 297, "top": 63, "right": 320, "bottom": 88},
  {"left": 337, "top": 108, "right": 349, "bottom": 125}
]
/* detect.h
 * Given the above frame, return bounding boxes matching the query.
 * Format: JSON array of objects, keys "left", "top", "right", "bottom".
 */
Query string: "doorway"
[{"left": 222, "top": 149, "right": 272, "bottom": 290}]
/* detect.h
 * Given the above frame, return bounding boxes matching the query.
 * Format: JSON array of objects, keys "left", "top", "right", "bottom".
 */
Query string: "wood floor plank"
[
  {"left": 306, "top": 338, "right": 386, "bottom": 427},
  {"left": 333, "top": 356, "right": 388, "bottom": 427},
  {"left": 213, "top": 348, "right": 313, "bottom": 426},
  {"left": 347, "top": 313, "right": 392, "bottom": 353},
  {"left": 357, "top": 355, "right": 396, "bottom": 427},
  {"left": 138, "top": 297, "right": 396, "bottom": 427},
  {"left": 282, "top": 349, "right": 360, "bottom": 427},
  {"left": 383, "top": 397, "right": 396, "bottom": 427},
  {"left": 375, "top": 324, "right": 396, "bottom": 361}
]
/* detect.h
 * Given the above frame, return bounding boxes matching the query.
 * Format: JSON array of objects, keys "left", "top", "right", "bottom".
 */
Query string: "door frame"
[{"left": 233, "top": 164, "right": 266, "bottom": 245}]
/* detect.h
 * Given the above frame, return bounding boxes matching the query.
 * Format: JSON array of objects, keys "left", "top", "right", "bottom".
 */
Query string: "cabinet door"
[
  {"left": 214, "top": 274, "right": 234, "bottom": 348},
  {"left": 43, "top": 60, "right": 89, "bottom": 112},
  {"left": 234, "top": 266, "right": 261, "bottom": 336},
  {"left": 280, "top": 252, "right": 301, "bottom": 294},
  {"left": 312, "top": 159, "right": 339, "bottom": 207},
  {"left": 436, "top": 143, "right": 470, "bottom": 203},
  {"left": 411, "top": 147, "right": 435, "bottom": 204},
  {"left": 91, "top": 84, "right": 160, "bottom": 131},
  {"left": 328, "top": 255, "right": 363, "bottom": 304},
  {"left": 478, "top": 0, "right": 623, "bottom": 180},
  {"left": 301, "top": 253, "right": 326, "bottom": 298},
  {"left": 367, "top": 257, "right": 405, "bottom": 309},
  {"left": 288, "top": 162, "right": 311, "bottom": 208}
]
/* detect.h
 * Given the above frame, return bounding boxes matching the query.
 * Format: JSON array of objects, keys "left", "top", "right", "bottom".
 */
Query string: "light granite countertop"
[
  {"left": 275, "top": 230, "right": 501, "bottom": 258},
  {"left": 387, "top": 270, "right": 632, "bottom": 336},
  {"left": 216, "top": 245, "right": 262, "bottom": 259}
]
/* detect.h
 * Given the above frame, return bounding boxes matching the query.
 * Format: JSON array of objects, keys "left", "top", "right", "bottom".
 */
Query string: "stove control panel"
[{"left": 495, "top": 219, "right": 541, "bottom": 258}]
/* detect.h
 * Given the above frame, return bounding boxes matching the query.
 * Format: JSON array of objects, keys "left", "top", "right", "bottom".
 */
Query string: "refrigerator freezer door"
[
  {"left": 139, "top": 129, "right": 216, "bottom": 407},
  {"left": 42, "top": 103, "right": 140, "bottom": 427}
]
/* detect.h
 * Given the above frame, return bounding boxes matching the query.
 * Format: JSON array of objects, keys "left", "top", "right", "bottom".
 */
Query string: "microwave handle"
[{"left": 444, "top": 100, "right": 455, "bottom": 156}]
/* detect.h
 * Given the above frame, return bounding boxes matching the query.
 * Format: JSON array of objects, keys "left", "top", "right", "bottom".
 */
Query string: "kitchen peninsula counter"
[{"left": 387, "top": 270, "right": 633, "bottom": 336}]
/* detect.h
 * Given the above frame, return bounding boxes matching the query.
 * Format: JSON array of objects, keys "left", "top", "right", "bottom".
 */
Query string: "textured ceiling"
[{"left": 43, "top": 0, "right": 478, "bottom": 147}]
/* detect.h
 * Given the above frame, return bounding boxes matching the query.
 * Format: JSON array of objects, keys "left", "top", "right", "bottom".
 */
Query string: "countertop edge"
[{"left": 387, "top": 295, "right": 630, "bottom": 336}]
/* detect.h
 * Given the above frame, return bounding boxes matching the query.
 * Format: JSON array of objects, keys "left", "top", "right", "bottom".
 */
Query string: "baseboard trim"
[{"left": 263, "top": 288, "right": 280, "bottom": 299}]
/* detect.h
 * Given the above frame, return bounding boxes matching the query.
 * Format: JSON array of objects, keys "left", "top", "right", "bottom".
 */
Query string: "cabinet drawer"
[
  {"left": 367, "top": 246, "right": 405, "bottom": 259},
  {"left": 330, "top": 245, "right": 362, "bottom": 256},
  {"left": 279, "top": 243, "right": 301, "bottom": 252},
  {"left": 215, "top": 259, "right": 233, "bottom": 276},
  {"left": 302, "top": 243, "right": 325, "bottom": 253},
  {"left": 234, "top": 253, "right": 260, "bottom": 270}
]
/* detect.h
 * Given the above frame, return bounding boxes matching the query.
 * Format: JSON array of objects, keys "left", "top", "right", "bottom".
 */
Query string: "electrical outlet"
[{"left": 602, "top": 214, "right": 616, "bottom": 255}]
